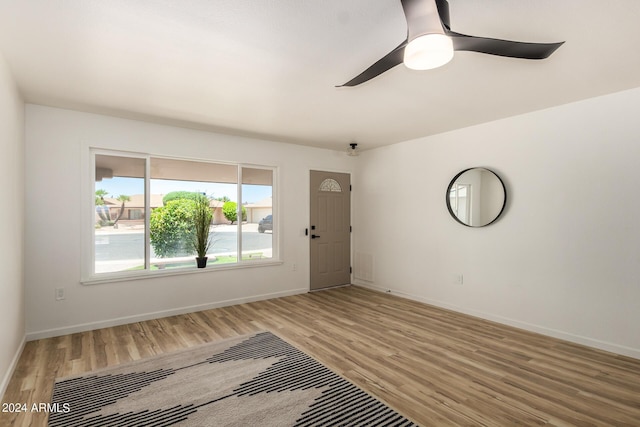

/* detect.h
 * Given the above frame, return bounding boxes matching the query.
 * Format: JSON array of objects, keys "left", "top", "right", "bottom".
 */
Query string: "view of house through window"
[{"left": 93, "top": 151, "right": 275, "bottom": 277}]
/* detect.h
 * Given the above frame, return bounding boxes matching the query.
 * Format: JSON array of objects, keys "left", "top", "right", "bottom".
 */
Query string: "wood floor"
[{"left": 2, "top": 286, "right": 640, "bottom": 426}]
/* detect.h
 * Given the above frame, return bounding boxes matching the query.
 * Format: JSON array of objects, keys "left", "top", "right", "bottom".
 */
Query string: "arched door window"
[{"left": 319, "top": 178, "right": 342, "bottom": 192}]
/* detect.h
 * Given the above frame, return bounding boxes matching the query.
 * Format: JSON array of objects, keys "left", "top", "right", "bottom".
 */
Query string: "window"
[
  {"left": 94, "top": 153, "right": 146, "bottom": 275},
  {"left": 319, "top": 178, "right": 342, "bottom": 192},
  {"left": 242, "top": 167, "right": 273, "bottom": 261},
  {"left": 89, "top": 150, "right": 276, "bottom": 281}
]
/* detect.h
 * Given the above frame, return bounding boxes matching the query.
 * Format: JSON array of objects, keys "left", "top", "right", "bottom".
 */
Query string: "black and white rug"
[{"left": 49, "top": 331, "right": 417, "bottom": 426}]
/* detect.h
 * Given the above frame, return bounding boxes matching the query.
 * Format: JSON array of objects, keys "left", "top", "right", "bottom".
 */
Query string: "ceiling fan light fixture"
[{"left": 403, "top": 33, "right": 454, "bottom": 70}]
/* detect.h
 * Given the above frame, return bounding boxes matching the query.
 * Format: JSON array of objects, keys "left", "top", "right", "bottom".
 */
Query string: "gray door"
[{"left": 310, "top": 171, "right": 351, "bottom": 290}]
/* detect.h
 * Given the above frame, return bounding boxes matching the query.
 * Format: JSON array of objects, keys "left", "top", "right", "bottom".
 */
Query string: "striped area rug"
[{"left": 49, "top": 331, "right": 417, "bottom": 426}]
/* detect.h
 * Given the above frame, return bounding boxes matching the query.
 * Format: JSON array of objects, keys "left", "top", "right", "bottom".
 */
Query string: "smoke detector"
[{"left": 347, "top": 142, "right": 359, "bottom": 157}]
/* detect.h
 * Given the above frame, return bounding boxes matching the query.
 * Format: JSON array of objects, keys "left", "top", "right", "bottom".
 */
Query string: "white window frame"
[{"left": 82, "top": 148, "right": 280, "bottom": 285}]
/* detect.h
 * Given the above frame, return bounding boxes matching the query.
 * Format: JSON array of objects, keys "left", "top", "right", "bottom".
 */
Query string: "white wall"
[
  {"left": 353, "top": 87, "right": 640, "bottom": 358},
  {"left": 25, "top": 105, "right": 354, "bottom": 338},
  {"left": 0, "top": 53, "right": 25, "bottom": 398}
]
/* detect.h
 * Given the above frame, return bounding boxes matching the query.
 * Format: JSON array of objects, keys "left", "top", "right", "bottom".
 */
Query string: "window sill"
[{"left": 81, "top": 259, "right": 284, "bottom": 286}]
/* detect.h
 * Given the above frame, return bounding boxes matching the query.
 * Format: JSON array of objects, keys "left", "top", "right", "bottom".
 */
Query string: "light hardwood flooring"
[{"left": 2, "top": 286, "right": 640, "bottom": 426}]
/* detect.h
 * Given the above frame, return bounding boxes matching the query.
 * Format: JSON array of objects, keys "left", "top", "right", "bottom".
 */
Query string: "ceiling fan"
[{"left": 338, "top": 0, "right": 564, "bottom": 87}]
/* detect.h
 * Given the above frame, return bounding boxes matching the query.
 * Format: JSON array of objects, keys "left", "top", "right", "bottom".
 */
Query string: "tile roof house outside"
[
  {"left": 99, "top": 195, "right": 228, "bottom": 226},
  {"left": 244, "top": 196, "right": 272, "bottom": 224}
]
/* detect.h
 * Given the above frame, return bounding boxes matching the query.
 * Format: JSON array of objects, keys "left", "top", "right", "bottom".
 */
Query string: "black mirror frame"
[{"left": 446, "top": 167, "right": 507, "bottom": 227}]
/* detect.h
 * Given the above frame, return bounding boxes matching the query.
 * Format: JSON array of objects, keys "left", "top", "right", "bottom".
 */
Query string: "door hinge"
[
  {"left": 350, "top": 225, "right": 352, "bottom": 232},
  {"left": 350, "top": 185, "right": 352, "bottom": 191},
  {"left": 350, "top": 266, "right": 352, "bottom": 274}
]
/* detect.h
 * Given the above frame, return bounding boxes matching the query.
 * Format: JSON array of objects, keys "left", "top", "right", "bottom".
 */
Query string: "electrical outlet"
[
  {"left": 292, "top": 263, "right": 297, "bottom": 271},
  {"left": 455, "top": 274, "right": 464, "bottom": 285},
  {"left": 55, "top": 288, "right": 65, "bottom": 301}
]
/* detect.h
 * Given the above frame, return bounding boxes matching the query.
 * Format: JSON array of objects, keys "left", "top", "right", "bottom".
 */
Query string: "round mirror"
[{"left": 446, "top": 168, "right": 506, "bottom": 227}]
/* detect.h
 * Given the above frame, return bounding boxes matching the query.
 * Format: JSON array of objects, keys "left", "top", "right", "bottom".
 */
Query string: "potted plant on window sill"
[{"left": 192, "top": 196, "right": 213, "bottom": 268}]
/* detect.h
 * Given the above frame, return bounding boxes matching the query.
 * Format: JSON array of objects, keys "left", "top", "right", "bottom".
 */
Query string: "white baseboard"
[
  {"left": 26, "top": 288, "right": 307, "bottom": 341},
  {"left": 353, "top": 281, "right": 640, "bottom": 360},
  {"left": 0, "top": 335, "right": 26, "bottom": 401}
]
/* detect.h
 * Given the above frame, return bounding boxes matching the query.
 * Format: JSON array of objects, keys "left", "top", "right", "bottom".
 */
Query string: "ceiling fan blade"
[
  {"left": 448, "top": 31, "right": 564, "bottom": 60},
  {"left": 435, "top": 0, "right": 450, "bottom": 30},
  {"left": 336, "top": 40, "right": 407, "bottom": 87}
]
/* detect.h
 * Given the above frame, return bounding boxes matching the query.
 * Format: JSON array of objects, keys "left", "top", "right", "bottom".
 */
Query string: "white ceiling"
[{"left": 1, "top": 0, "right": 640, "bottom": 151}]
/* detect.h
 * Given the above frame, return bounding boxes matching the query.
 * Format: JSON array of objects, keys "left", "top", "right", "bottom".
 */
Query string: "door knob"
[{"left": 311, "top": 234, "right": 321, "bottom": 239}]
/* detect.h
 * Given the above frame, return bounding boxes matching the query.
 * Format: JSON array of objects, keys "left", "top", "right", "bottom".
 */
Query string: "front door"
[{"left": 310, "top": 171, "right": 351, "bottom": 290}]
